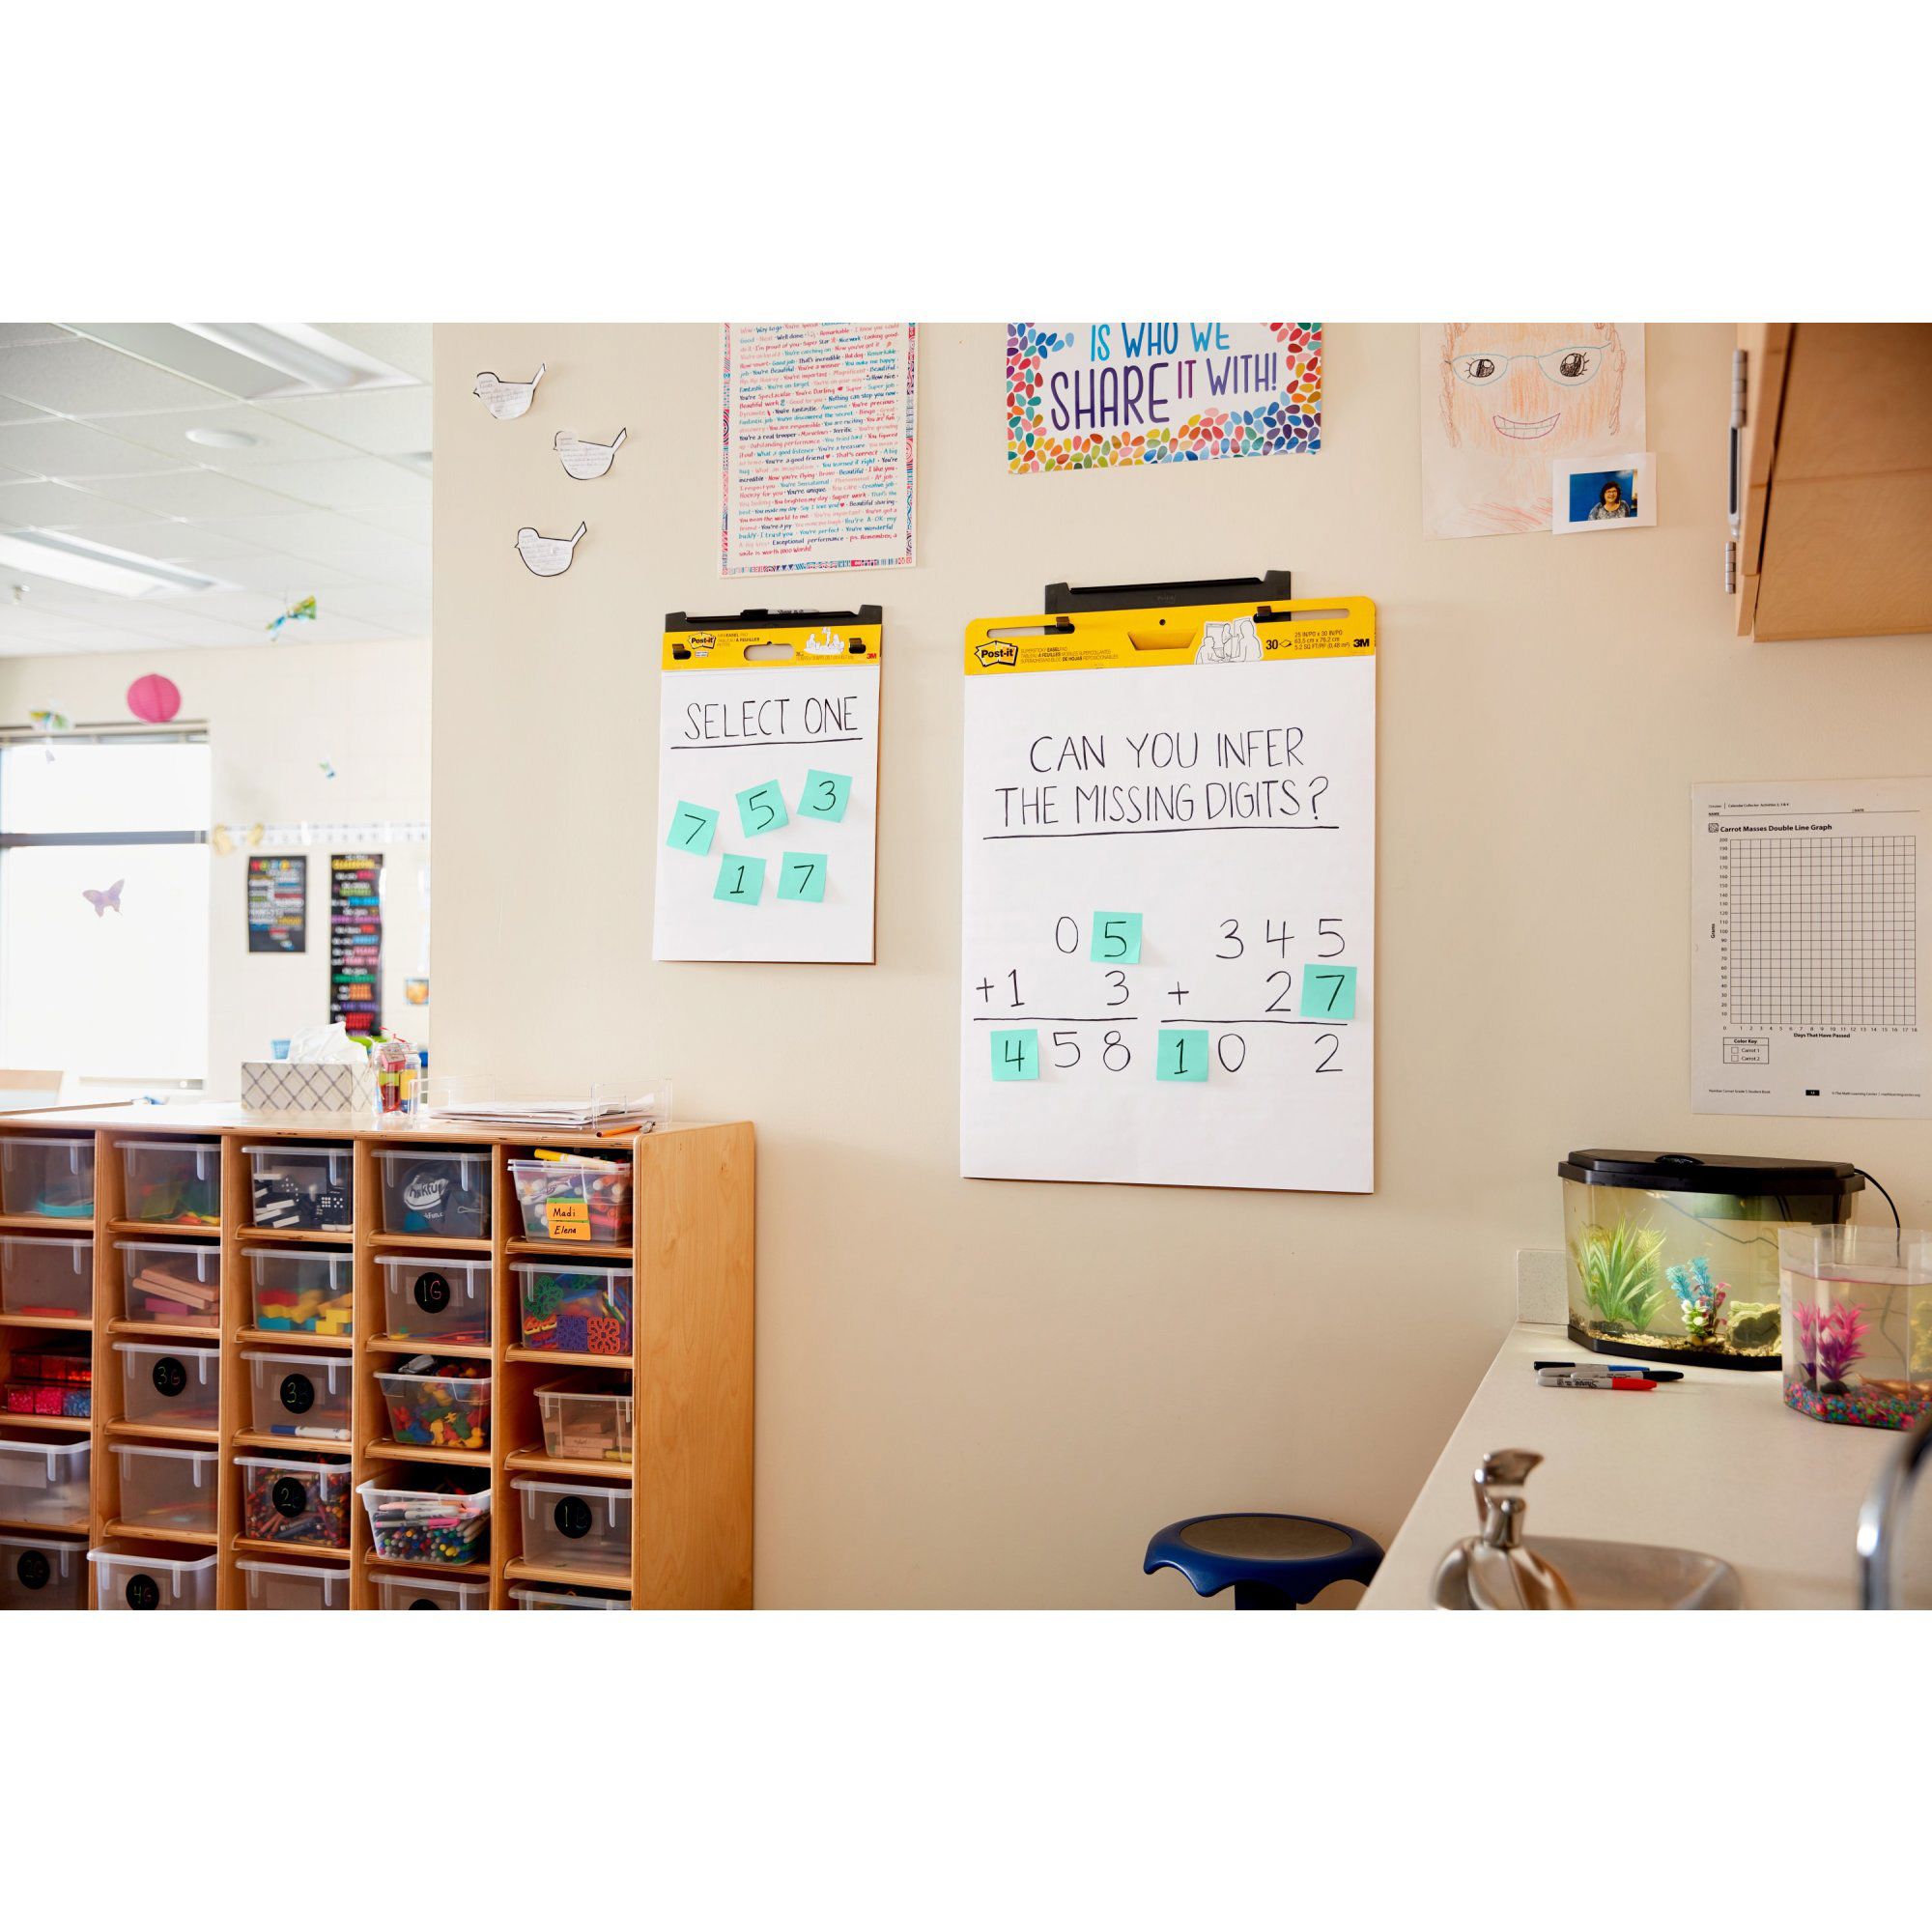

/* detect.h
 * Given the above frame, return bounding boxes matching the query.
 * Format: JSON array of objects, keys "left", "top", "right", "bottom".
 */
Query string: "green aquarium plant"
[{"left": 1571, "top": 1221, "right": 1669, "bottom": 1330}]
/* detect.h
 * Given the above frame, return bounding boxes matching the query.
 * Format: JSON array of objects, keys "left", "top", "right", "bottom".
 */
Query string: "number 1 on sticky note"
[{"left": 1156, "top": 1028, "right": 1208, "bottom": 1082}]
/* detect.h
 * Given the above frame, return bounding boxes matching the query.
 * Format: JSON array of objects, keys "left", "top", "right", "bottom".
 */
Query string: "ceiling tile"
[
  {"left": 340, "top": 497, "right": 432, "bottom": 544},
  {"left": 100, "top": 404, "right": 350, "bottom": 469},
  {"left": 106, "top": 604, "right": 266, "bottom": 649},
  {"left": 0, "top": 398, "right": 56, "bottom": 429},
  {"left": 269, "top": 456, "right": 432, "bottom": 517},
  {"left": 0, "top": 326, "right": 75, "bottom": 351},
  {"left": 70, "top": 521, "right": 264, "bottom": 566},
  {"left": 195, "top": 553, "right": 374, "bottom": 598},
  {"left": 315, "top": 325, "right": 433, "bottom": 384},
  {"left": 255, "top": 385, "right": 434, "bottom": 455},
  {"left": 0, "top": 416, "right": 194, "bottom": 480},
  {"left": 0, "top": 337, "right": 233, "bottom": 417},
  {"left": 80, "top": 468, "right": 311, "bottom": 520},
  {"left": 0, "top": 479, "right": 170, "bottom": 529},
  {"left": 319, "top": 585, "right": 432, "bottom": 634}
]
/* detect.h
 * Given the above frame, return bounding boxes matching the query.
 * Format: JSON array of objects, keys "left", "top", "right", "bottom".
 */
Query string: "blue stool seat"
[{"left": 1145, "top": 1512, "right": 1384, "bottom": 1609}]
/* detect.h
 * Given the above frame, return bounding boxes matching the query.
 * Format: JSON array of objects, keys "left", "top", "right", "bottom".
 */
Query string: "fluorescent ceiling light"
[
  {"left": 181, "top": 324, "right": 406, "bottom": 395},
  {"left": 0, "top": 529, "right": 221, "bottom": 599},
  {"left": 71, "top": 324, "right": 419, "bottom": 401},
  {"left": 185, "top": 425, "right": 259, "bottom": 449}
]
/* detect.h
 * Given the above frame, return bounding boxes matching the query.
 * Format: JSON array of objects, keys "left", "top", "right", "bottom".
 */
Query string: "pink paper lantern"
[{"left": 127, "top": 673, "right": 181, "bottom": 724}]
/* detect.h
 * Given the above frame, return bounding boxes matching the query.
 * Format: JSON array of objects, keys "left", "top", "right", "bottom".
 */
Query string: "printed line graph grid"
[{"left": 1724, "top": 836, "right": 1918, "bottom": 1030}]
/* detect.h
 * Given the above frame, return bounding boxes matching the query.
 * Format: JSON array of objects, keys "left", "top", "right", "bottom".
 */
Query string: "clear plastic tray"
[
  {"left": 117, "top": 1239, "right": 220, "bottom": 1329},
  {"left": 88, "top": 1542, "right": 219, "bottom": 1610},
  {"left": 113, "top": 1442, "right": 218, "bottom": 1536},
  {"left": 512, "top": 1260, "right": 633, "bottom": 1356},
  {"left": 513, "top": 1476, "right": 632, "bottom": 1575},
  {"left": 507, "top": 1156, "right": 633, "bottom": 1245},
  {"left": 356, "top": 1475, "right": 491, "bottom": 1568},
  {"left": 535, "top": 1379, "right": 633, "bottom": 1463},
  {"left": 0, "top": 1136, "right": 94, "bottom": 1219},
  {"left": 0, "top": 1235, "right": 93, "bottom": 1319},
  {"left": 511, "top": 1584, "right": 631, "bottom": 1610},
  {"left": 374, "top": 1362, "right": 491, "bottom": 1450},
  {"left": 375, "top": 1148, "right": 492, "bottom": 1239},
  {"left": 113, "top": 1339, "right": 220, "bottom": 1428},
  {"left": 118, "top": 1139, "right": 221, "bottom": 1228},
  {"left": 0, "top": 1435, "right": 90, "bottom": 1526},
  {"left": 242, "top": 1350, "right": 352, "bottom": 1440},
  {"left": 374, "top": 1569, "right": 491, "bottom": 1610},
  {"left": 0, "top": 1532, "right": 87, "bottom": 1610},
  {"left": 235, "top": 1454, "right": 353, "bottom": 1549},
  {"left": 245, "top": 1246, "right": 353, "bottom": 1336},
  {"left": 377, "top": 1253, "right": 492, "bottom": 1344},
  {"left": 238, "top": 1558, "right": 350, "bottom": 1610},
  {"left": 242, "top": 1142, "right": 353, "bottom": 1232}
]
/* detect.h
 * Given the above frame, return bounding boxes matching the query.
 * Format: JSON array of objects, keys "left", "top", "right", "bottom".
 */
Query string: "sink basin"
[{"left": 1433, "top": 1535, "right": 1743, "bottom": 1610}]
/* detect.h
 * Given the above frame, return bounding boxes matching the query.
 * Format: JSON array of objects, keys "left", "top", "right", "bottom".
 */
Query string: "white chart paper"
[{"left": 1691, "top": 778, "right": 1932, "bottom": 1118}]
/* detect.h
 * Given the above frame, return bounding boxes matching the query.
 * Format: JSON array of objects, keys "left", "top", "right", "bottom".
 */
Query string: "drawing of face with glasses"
[{"left": 1437, "top": 323, "right": 1629, "bottom": 453}]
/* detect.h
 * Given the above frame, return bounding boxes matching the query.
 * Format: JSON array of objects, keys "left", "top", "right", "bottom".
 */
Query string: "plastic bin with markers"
[{"left": 508, "top": 1151, "right": 632, "bottom": 1244}]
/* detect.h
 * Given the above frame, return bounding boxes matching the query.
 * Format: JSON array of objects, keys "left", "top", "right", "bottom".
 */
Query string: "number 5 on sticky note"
[
  {"left": 666, "top": 802, "right": 718, "bottom": 856},
  {"left": 1300, "top": 965, "right": 1357, "bottom": 1019},
  {"left": 990, "top": 1029, "right": 1038, "bottom": 1081},
  {"left": 1091, "top": 913, "right": 1143, "bottom": 964},
  {"left": 736, "top": 781, "right": 789, "bottom": 837}
]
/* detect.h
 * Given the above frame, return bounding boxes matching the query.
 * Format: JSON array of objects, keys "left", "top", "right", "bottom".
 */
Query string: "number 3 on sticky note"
[
  {"left": 990, "top": 1029, "right": 1038, "bottom": 1081},
  {"left": 796, "top": 769, "right": 851, "bottom": 822},
  {"left": 1299, "top": 965, "right": 1357, "bottom": 1019}
]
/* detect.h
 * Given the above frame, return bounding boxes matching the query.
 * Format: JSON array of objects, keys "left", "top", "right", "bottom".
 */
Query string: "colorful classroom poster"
[
  {"left": 1419, "top": 324, "right": 1647, "bottom": 537},
  {"left": 719, "top": 324, "right": 917, "bottom": 575},
  {"left": 246, "top": 853, "right": 306, "bottom": 954},
  {"left": 1006, "top": 323, "right": 1321, "bottom": 472},
  {"left": 959, "top": 594, "right": 1377, "bottom": 1192},
  {"left": 653, "top": 609, "right": 882, "bottom": 963},
  {"left": 327, "top": 852, "right": 383, "bottom": 1034}
]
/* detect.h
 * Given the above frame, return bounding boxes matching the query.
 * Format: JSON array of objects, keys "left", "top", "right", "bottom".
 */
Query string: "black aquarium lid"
[{"left": 1558, "top": 1150, "right": 1862, "bottom": 1196}]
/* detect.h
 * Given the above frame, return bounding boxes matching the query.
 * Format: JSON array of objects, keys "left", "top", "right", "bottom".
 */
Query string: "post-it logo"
[{"left": 976, "top": 640, "right": 1020, "bottom": 669}]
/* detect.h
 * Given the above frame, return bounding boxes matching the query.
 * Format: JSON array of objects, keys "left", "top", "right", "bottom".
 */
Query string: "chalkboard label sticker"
[
  {"left": 1090, "top": 913, "right": 1144, "bottom": 966},
  {"left": 271, "top": 1475, "right": 308, "bottom": 1519},
  {"left": 279, "top": 1372, "right": 316, "bottom": 1415},
  {"left": 126, "top": 1574, "right": 161, "bottom": 1610},
  {"left": 409, "top": 1598, "right": 440, "bottom": 1609},
  {"left": 153, "top": 1355, "right": 188, "bottom": 1399},
  {"left": 413, "top": 1270, "right": 452, "bottom": 1315},
  {"left": 1156, "top": 1028, "right": 1210, "bottom": 1083},
  {"left": 1298, "top": 965, "right": 1358, "bottom": 1021},
  {"left": 990, "top": 1029, "right": 1040, "bottom": 1082},
  {"left": 16, "top": 1549, "right": 50, "bottom": 1590},
  {"left": 554, "top": 1494, "right": 594, "bottom": 1540}
]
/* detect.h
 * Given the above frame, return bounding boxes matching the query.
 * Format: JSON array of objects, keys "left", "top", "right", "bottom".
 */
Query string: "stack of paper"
[{"left": 433, "top": 1095, "right": 663, "bottom": 1131}]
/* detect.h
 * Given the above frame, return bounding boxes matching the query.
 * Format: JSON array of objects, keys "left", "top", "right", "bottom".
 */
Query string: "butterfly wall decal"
[{"left": 82, "top": 880, "right": 124, "bottom": 918}]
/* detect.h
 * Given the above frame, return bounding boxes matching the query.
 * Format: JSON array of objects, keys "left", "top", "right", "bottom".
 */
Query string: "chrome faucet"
[{"left": 1858, "top": 1406, "right": 1932, "bottom": 1608}]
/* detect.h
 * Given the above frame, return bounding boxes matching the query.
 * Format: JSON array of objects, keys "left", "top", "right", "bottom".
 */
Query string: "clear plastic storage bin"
[
  {"left": 0, "top": 1136, "right": 94, "bottom": 1220},
  {"left": 511, "top": 1584, "right": 630, "bottom": 1610},
  {"left": 3, "top": 1347, "right": 91, "bottom": 1420},
  {"left": 374, "top": 1570, "right": 491, "bottom": 1609},
  {"left": 236, "top": 1454, "right": 353, "bottom": 1548},
  {"left": 513, "top": 1476, "right": 632, "bottom": 1576},
  {"left": 113, "top": 1442, "right": 218, "bottom": 1536},
  {"left": 535, "top": 1379, "right": 633, "bottom": 1463},
  {"left": 0, "top": 1435, "right": 90, "bottom": 1525},
  {"left": 507, "top": 1155, "right": 632, "bottom": 1245},
  {"left": 513, "top": 1261, "right": 634, "bottom": 1356},
  {"left": 118, "top": 1139, "right": 221, "bottom": 1227},
  {"left": 0, "top": 1236, "right": 93, "bottom": 1319},
  {"left": 375, "top": 1148, "right": 492, "bottom": 1239},
  {"left": 374, "top": 1360, "right": 491, "bottom": 1450},
  {"left": 89, "top": 1543, "right": 218, "bottom": 1610},
  {"left": 377, "top": 1254, "right": 492, "bottom": 1344},
  {"left": 356, "top": 1474, "right": 491, "bottom": 1568},
  {"left": 242, "top": 1350, "right": 352, "bottom": 1439},
  {"left": 239, "top": 1558, "right": 350, "bottom": 1610},
  {"left": 243, "top": 1142, "right": 353, "bottom": 1232},
  {"left": 0, "top": 1532, "right": 87, "bottom": 1610},
  {"left": 117, "top": 1240, "right": 220, "bottom": 1328},
  {"left": 245, "top": 1246, "right": 353, "bottom": 1336},
  {"left": 113, "top": 1340, "right": 220, "bottom": 1428}
]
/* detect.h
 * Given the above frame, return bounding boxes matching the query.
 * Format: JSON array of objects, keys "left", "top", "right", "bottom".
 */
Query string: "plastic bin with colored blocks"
[
  {"left": 377, "top": 1253, "right": 491, "bottom": 1345},
  {"left": 374, "top": 1569, "right": 491, "bottom": 1609},
  {"left": 242, "top": 1142, "right": 353, "bottom": 1233},
  {"left": 513, "top": 1476, "right": 632, "bottom": 1576},
  {"left": 117, "top": 1239, "right": 220, "bottom": 1329},
  {"left": 239, "top": 1558, "right": 351, "bottom": 1610},
  {"left": 0, "top": 1435, "right": 90, "bottom": 1526},
  {"left": 242, "top": 1350, "right": 352, "bottom": 1440},
  {"left": 3, "top": 1344, "right": 91, "bottom": 1420},
  {"left": 245, "top": 1246, "right": 353, "bottom": 1336},
  {"left": 114, "top": 1339, "right": 220, "bottom": 1429},
  {"left": 89, "top": 1542, "right": 218, "bottom": 1610},
  {"left": 0, "top": 1236, "right": 93, "bottom": 1320},
  {"left": 118, "top": 1139, "right": 221, "bottom": 1227},
  {"left": 374, "top": 1357, "right": 491, "bottom": 1451},
  {"left": 513, "top": 1261, "right": 633, "bottom": 1357},
  {"left": 507, "top": 1155, "right": 632, "bottom": 1245},
  {"left": 112, "top": 1442, "right": 218, "bottom": 1537},
  {"left": 235, "top": 1454, "right": 353, "bottom": 1549},
  {"left": 0, "top": 1532, "right": 87, "bottom": 1610},
  {"left": 0, "top": 1136, "right": 94, "bottom": 1220},
  {"left": 511, "top": 1584, "right": 631, "bottom": 1610},
  {"left": 375, "top": 1148, "right": 492, "bottom": 1239},
  {"left": 357, "top": 1472, "right": 491, "bottom": 1568},
  {"left": 535, "top": 1378, "right": 633, "bottom": 1463}
]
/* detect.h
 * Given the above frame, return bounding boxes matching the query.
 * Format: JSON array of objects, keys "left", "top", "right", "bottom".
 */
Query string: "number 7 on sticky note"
[{"left": 666, "top": 802, "right": 718, "bottom": 856}]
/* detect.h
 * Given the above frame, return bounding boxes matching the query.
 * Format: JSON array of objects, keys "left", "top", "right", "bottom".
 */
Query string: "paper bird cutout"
[
  {"left": 28, "top": 708, "right": 71, "bottom": 733},
  {"left": 554, "top": 427, "right": 628, "bottom": 480},
  {"left": 474, "top": 363, "right": 546, "bottom": 420},
  {"left": 269, "top": 595, "right": 317, "bottom": 636},
  {"left": 82, "top": 879, "right": 124, "bottom": 917},
  {"left": 515, "top": 521, "right": 586, "bottom": 578},
  {"left": 319, "top": 760, "right": 336, "bottom": 780},
  {"left": 212, "top": 825, "right": 233, "bottom": 857}
]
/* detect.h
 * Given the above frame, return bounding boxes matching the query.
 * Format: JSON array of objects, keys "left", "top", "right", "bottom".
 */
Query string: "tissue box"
[{"left": 241, "top": 1063, "right": 380, "bottom": 1114}]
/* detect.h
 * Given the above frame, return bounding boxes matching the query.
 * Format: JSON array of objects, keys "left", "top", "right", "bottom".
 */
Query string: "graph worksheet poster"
[
  {"left": 1691, "top": 778, "right": 1932, "bottom": 1118},
  {"left": 959, "top": 600, "right": 1376, "bottom": 1191}
]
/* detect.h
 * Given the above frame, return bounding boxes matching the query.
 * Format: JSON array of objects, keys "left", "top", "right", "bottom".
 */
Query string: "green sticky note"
[
  {"left": 990, "top": 1029, "right": 1039, "bottom": 1081},
  {"left": 1299, "top": 965, "right": 1357, "bottom": 1020},
  {"left": 777, "top": 851, "right": 828, "bottom": 902},
  {"left": 1090, "top": 912, "right": 1143, "bottom": 965},
  {"left": 796, "top": 769, "right": 852, "bottom": 823},
  {"left": 666, "top": 802, "right": 719, "bottom": 856},
  {"left": 1156, "top": 1028, "right": 1209, "bottom": 1082},
  {"left": 712, "top": 853, "right": 766, "bottom": 905},
  {"left": 736, "top": 781, "right": 790, "bottom": 838}
]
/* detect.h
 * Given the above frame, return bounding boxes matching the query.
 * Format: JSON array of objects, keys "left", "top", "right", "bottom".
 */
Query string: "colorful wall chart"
[
  {"left": 246, "top": 854, "right": 306, "bottom": 954},
  {"left": 959, "top": 593, "right": 1377, "bottom": 1192},
  {"left": 1007, "top": 323, "right": 1321, "bottom": 472},
  {"left": 653, "top": 610, "right": 882, "bottom": 963},
  {"left": 720, "top": 324, "right": 917, "bottom": 575},
  {"left": 328, "top": 852, "right": 383, "bottom": 1034}
]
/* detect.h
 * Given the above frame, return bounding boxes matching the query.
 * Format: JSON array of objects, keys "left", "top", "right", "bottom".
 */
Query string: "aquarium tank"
[
  {"left": 1559, "top": 1151, "right": 1861, "bottom": 1370},
  {"left": 1780, "top": 1226, "right": 1932, "bottom": 1430}
]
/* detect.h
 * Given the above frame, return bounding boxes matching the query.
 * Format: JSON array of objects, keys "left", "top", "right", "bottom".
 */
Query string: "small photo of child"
[{"left": 1552, "top": 453, "right": 1656, "bottom": 533}]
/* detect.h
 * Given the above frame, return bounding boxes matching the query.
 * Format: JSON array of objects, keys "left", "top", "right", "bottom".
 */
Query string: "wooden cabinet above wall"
[{"left": 1733, "top": 323, "right": 1932, "bottom": 641}]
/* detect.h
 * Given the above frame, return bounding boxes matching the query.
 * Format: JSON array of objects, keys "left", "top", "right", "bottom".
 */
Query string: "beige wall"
[{"left": 431, "top": 324, "right": 1932, "bottom": 1607}]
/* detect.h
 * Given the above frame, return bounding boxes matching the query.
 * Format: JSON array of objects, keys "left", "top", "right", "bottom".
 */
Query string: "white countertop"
[{"left": 1362, "top": 1322, "right": 1903, "bottom": 1609}]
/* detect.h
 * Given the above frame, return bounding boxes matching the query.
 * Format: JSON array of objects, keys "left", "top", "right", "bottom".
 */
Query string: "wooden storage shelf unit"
[{"left": 0, "top": 1108, "right": 753, "bottom": 1610}]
